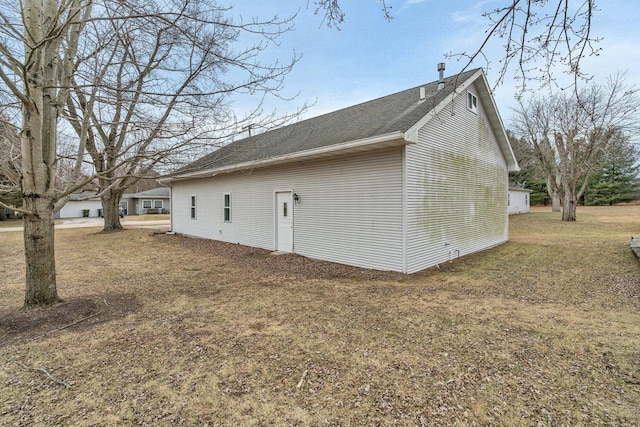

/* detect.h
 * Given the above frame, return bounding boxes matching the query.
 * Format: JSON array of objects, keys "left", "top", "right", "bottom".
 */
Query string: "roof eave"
[
  {"left": 160, "top": 131, "right": 410, "bottom": 183},
  {"left": 475, "top": 73, "right": 520, "bottom": 172}
]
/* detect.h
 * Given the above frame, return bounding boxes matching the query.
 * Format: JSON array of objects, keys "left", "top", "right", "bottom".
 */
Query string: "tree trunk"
[
  {"left": 23, "top": 197, "right": 61, "bottom": 307},
  {"left": 544, "top": 175, "right": 562, "bottom": 212},
  {"left": 101, "top": 192, "right": 123, "bottom": 232},
  {"left": 562, "top": 193, "right": 577, "bottom": 221},
  {"left": 552, "top": 191, "right": 561, "bottom": 212},
  {"left": 16, "top": 0, "right": 88, "bottom": 307}
]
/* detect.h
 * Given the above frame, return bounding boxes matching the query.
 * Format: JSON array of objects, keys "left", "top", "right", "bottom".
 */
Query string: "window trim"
[
  {"left": 223, "top": 193, "right": 231, "bottom": 223},
  {"left": 467, "top": 91, "right": 478, "bottom": 114},
  {"left": 190, "top": 195, "right": 197, "bottom": 220}
]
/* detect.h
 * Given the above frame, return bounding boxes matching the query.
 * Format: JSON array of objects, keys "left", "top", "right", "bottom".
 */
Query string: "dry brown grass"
[
  {"left": 1, "top": 205, "right": 639, "bottom": 426},
  {"left": 124, "top": 214, "right": 170, "bottom": 222},
  {"left": 0, "top": 219, "right": 22, "bottom": 229}
]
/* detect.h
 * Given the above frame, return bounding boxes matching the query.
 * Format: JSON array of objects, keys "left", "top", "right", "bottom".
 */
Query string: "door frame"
[{"left": 274, "top": 190, "right": 294, "bottom": 252}]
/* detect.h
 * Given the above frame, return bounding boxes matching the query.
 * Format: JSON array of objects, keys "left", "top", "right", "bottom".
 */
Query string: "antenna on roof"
[{"left": 437, "top": 63, "right": 446, "bottom": 90}]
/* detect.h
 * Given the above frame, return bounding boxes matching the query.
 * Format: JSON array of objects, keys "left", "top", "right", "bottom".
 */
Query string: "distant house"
[
  {"left": 161, "top": 68, "right": 519, "bottom": 273},
  {"left": 508, "top": 186, "right": 532, "bottom": 214},
  {"left": 56, "top": 187, "right": 171, "bottom": 218},
  {"left": 125, "top": 187, "right": 171, "bottom": 215},
  {"left": 55, "top": 193, "right": 103, "bottom": 218}
]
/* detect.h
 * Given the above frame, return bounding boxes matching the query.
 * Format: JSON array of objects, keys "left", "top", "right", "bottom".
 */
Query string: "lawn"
[
  {"left": 123, "top": 214, "right": 170, "bottom": 222},
  {"left": 1, "top": 205, "right": 639, "bottom": 425},
  {"left": 0, "top": 219, "right": 23, "bottom": 229}
]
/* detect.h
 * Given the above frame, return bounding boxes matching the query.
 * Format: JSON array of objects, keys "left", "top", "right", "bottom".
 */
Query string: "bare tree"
[
  {"left": 0, "top": 115, "right": 94, "bottom": 212},
  {"left": 313, "top": 0, "right": 392, "bottom": 28},
  {"left": 0, "top": 0, "right": 301, "bottom": 306},
  {"left": 511, "top": 74, "right": 638, "bottom": 221},
  {"left": 315, "top": 1, "right": 600, "bottom": 91},
  {"left": 0, "top": 0, "right": 92, "bottom": 307},
  {"left": 0, "top": 115, "right": 23, "bottom": 215},
  {"left": 507, "top": 130, "right": 557, "bottom": 208},
  {"left": 509, "top": 124, "right": 562, "bottom": 212},
  {"left": 63, "top": 0, "right": 301, "bottom": 231}
]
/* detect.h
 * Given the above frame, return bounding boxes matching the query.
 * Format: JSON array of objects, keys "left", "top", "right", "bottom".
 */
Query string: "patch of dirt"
[
  {"left": 156, "top": 233, "right": 408, "bottom": 282},
  {"left": 0, "top": 293, "right": 141, "bottom": 347}
]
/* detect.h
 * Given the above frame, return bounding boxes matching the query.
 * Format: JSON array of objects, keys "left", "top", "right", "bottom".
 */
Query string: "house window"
[
  {"left": 190, "top": 195, "right": 197, "bottom": 219},
  {"left": 508, "top": 193, "right": 510, "bottom": 206},
  {"left": 283, "top": 202, "right": 288, "bottom": 217},
  {"left": 467, "top": 91, "right": 478, "bottom": 113},
  {"left": 223, "top": 193, "right": 231, "bottom": 222},
  {"left": 525, "top": 194, "right": 529, "bottom": 205},
  {"left": 154, "top": 200, "right": 163, "bottom": 209},
  {"left": 143, "top": 200, "right": 152, "bottom": 209}
]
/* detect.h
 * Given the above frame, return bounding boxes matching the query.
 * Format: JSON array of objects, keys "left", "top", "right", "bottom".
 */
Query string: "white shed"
[
  {"left": 161, "top": 68, "right": 519, "bottom": 273},
  {"left": 508, "top": 187, "right": 532, "bottom": 214},
  {"left": 55, "top": 193, "right": 103, "bottom": 218}
]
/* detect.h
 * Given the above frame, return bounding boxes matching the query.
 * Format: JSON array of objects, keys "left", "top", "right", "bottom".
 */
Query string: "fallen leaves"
[{"left": 1, "top": 206, "right": 640, "bottom": 425}]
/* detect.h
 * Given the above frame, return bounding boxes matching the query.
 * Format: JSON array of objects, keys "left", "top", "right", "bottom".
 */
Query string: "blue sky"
[{"left": 229, "top": 0, "right": 640, "bottom": 129}]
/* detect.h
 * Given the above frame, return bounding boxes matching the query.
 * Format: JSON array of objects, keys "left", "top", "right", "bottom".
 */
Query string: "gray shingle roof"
[
  {"left": 126, "top": 187, "right": 171, "bottom": 198},
  {"left": 171, "top": 69, "right": 481, "bottom": 177},
  {"left": 68, "top": 192, "right": 99, "bottom": 201}
]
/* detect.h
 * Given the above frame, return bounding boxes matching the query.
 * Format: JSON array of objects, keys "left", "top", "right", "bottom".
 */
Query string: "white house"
[
  {"left": 125, "top": 187, "right": 171, "bottom": 215},
  {"left": 508, "top": 186, "right": 532, "bottom": 214},
  {"left": 161, "top": 68, "right": 519, "bottom": 273},
  {"left": 55, "top": 193, "right": 103, "bottom": 218},
  {"left": 56, "top": 187, "right": 171, "bottom": 218}
]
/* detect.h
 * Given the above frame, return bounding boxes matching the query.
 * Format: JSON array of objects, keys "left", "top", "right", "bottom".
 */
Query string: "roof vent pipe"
[
  {"left": 437, "top": 62, "right": 446, "bottom": 90},
  {"left": 419, "top": 86, "right": 426, "bottom": 101}
]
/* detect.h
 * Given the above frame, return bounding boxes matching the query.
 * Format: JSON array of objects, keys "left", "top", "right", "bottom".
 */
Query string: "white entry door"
[{"left": 276, "top": 191, "right": 293, "bottom": 252}]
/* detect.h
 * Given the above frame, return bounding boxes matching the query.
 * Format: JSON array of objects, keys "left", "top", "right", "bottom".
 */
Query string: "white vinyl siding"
[
  {"left": 405, "top": 83, "right": 508, "bottom": 273},
  {"left": 508, "top": 188, "right": 531, "bottom": 214},
  {"left": 170, "top": 77, "right": 511, "bottom": 274},
  {"left": 171, "top": 148, "right": 404, "bottom": 272},
  {"left": 56, "top": 200, "right": 103, "bottom": 218}
]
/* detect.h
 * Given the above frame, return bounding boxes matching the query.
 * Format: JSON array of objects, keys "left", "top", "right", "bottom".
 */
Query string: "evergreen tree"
[{"left": 584, "top": 134, "right": 639, "bottom": 205}]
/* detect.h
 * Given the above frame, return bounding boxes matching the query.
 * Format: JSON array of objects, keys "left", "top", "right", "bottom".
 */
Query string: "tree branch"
[{"left": 15, "top": 361, "right": 71, "bottom": 389}]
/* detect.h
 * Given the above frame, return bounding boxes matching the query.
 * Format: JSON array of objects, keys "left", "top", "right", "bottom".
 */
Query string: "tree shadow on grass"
[{"left": 0, "top": 293, "right": 141, "bottom": 347}]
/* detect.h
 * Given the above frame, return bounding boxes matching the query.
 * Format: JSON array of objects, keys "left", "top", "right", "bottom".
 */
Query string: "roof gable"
[{"left": 165, "top": 68, "right": 517, "bottom": 180}]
